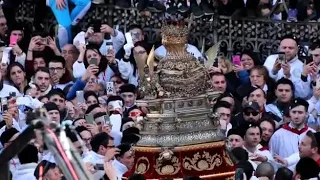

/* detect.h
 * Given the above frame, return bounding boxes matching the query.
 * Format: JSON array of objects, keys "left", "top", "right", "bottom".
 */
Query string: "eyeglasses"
[
  {"left": 244, "top": 111, "right": 259, "bottom": 116},
  {"left": 49, "top": 67, "right": 63, "bottom": 72}
]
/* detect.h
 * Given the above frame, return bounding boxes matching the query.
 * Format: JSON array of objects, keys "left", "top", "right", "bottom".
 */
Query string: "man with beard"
[
  {"left": 274, "top": 131, "right": 320, "bottom": 171},
  {"left": 232, "top": 101, "right": 262, "bottom": 128},
  {"left": 32, "top": 68, "right": 52, "bottom": 96},
  {"left": 259, "top": 117, "right": 275, "bottom": 150},
  {"left": 269, "top": 98, "right": 315, "bottom": 170},
  {"left": 264, "top": 35, "right": 306, "bottom": 98}
]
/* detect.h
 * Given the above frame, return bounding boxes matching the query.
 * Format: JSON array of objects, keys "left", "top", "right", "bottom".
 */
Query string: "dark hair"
[
  {"left": 310, "top": 41, "right": 320, "bottom": 51},
  {"left": 75, "top": 126, "right": 91, "bottom": 135},
  {"left": 305, "top": 131, "right": 320, "bottom": 154},
  {"left": 236, "top": 161, "right": 254, "bottom": 179},
  {"left": 90, "top": 132, "right": 114, "bottom": 153},
  {"left": 241, "top": 50, "right": 261, "bottom": 66},
  {"left": 38, "top": 95, "right": 48, "bottom": 102},
  {"left": 7, "top": 62, "right": 26, "bottom": 87},
  {"left": 295, "top": 157, "right": 320, "bottom": 179},
  {"left": 83, "top": 45, "right": 108, "bottom": 75},
  {"left": 65, "top": 129, "right": 78, "bottom": 143},
  {"left": 259, "top": 116, "right": 276, "bottom": 132},
  {"left": 213, "top": 101, "right": 232, "bottom": 112},
  {"left": 84, "top": 91, "right": 98, "bottom": 102},
  {"left": 47, "top": 88, "right": 66, "bottom": 100},
  {"left": 34, "top": 67, "right": 50, "bottom": 77},
  {"left": 210, "top": 71, "right": 225, "bottom": 78},
  {"left": 245, "top": 123, "right": 262, "bottom": 137},
  {"left": 275, "top": 78, "right": 295, "bottom": 94},
  {"left": 128, "top": 24, "right": 143, "bottom": 32},
  {"left": 48, "top": 55, "right": 66, "bottom": 68},
  {"left": 275, "top": 167, "right": 293, "bottom": 180},
  {"left": 18, "top": 144, "right": 38, "bottom": 164},
  {"left": 72, "top": 118, "right": 86, "bottom": 126},
  {"left": 85, "top": 104, "right": 101, "bottom": 114},
  {"left": 231, "top": 147, "right": 248, "bottom": 161}
]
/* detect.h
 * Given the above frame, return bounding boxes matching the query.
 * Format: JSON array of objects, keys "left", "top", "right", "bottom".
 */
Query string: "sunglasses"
[{"left": 244, "top": 111, "right": 259, "bottom": 116}]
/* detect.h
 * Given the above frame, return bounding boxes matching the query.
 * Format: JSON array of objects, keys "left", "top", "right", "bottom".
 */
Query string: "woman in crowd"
[
  {"left": 7, "top": 62, "right": 28, "bottom": 94},
  {"left": 233, "top": 50, "right": 261, "bottom": 85},
  {"left": 72, "top": 44, "right": 132, "bottom": 84},
  {"left": 84, "top": 91, "right": 99, "bottom": 106},
  {"left": 237, "top": 65, "right": 276, "bottom": 104}
]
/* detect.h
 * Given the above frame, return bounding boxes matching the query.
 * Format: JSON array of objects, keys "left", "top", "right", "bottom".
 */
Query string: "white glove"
[{"left": 123, "top": 43, "right": 134, "bottom": 57}]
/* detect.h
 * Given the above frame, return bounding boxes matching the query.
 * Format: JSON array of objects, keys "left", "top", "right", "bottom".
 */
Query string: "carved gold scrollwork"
[
  {"left": 135, "top": 157, "right": 150, "bottom": 174},
  {"left": 183, "top": 152, "right": 222, "bottom": 171},
  {"left": 155, "top": 156, "right": 180, "bottom": 175},
  {"left": 223, "top": 151, "right": 234, "bottom": 167}
]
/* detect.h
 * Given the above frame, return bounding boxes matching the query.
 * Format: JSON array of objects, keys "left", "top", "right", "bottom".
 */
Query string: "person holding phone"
[
  {"left": 72, "top": 44, "right": 132, "bottom": 86},
  {"left": 264, "top": 35, "right": 307, "bottom": 98},
  {"left": 233, "top": 50, "right": 261, "bottom": 85}
]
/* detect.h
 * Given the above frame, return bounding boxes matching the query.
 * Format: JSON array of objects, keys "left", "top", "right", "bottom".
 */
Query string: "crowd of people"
[{"left": 0, "top": 0, "right": 319, "bottom": 180}]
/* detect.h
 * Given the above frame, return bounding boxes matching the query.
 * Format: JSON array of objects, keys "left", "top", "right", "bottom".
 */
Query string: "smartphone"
[
  {"left": 2, "top": 47, "right": 11, "bottom": 64},
  {"left": 235, "top": 168, "right": 244, "bottom": 180},
  {"left": 10, "top": 35, "right": 18, "bottom": 45},
  {"left": 125, "top": 32, "right": 133, "bottom": 44},
  {"left": 316, "top": 79, "right": 320, "bottom": 89},
  {"left": 89, "top": 58, "right": 98, "bottom": 65},
  {"left": 76, "top": 91, "right": 85, "bottom": 103},
  {"left": 305, "top": 55, "right": 313, "bottom": 64},
  {"left": 232, "top": 55, "right": 241, "bottom": 66},
  {"left": 213, "top": 57, "right": 218, "bottom": 67},
  {"left": 106, "top": 44, "right": 113, "bottom": 56},
  {"left": 9, "top": 92, "right": 16, "bottom": 98},
  {"left": 85, "top": 114, "right": 95, "bottom": 124},
  {"left": 1, "top": 98, "right": 8, "bottom": 112},
  {"left": 131, "top": 31, "right": 139, "bottom": 42},
  {"left": 106, "top": 82, "right": 115, "bottom": 95},
  {"left": 93, "top": 20, "right": 101, "bottom": 33},
  {"left": 103, "top": 115, "right": 111, "bottom": 126},
  {"left": 278, "top": 52, "right": 286, "bottom": 64}
]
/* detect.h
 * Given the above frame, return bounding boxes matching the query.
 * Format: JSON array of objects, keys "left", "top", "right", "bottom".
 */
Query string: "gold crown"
[{"left": 161, "top": 23, "right": 189, "bottom": 45}]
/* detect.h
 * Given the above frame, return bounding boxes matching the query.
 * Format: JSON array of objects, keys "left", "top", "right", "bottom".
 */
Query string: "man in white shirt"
[
  {"left": 242, "top": 123, "right": 273, "bottom": 167},
  {"left": 269, "top": 98, "right": 316, "bottom": 170},
  {"left": 274, "top": 131, "right": 320, "bottom": 170},
  {"left": 263, "top": 35, "right": 306, "bottom": 98},
  {"left": 113, "top": 143, "right": 134, "bottom": 179},
  {"left": 83, "top": 132, "right": 119, "bottom": 180}
]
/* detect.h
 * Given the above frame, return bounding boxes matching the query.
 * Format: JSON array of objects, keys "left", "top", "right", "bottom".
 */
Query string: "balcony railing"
[{"left": 15, "top": 1, "right": 320, "bottom": 61}]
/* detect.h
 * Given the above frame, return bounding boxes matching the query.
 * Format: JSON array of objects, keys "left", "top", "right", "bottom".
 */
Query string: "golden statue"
[{"left": 131, "top": 21, "right": 234, "bottom": 179}]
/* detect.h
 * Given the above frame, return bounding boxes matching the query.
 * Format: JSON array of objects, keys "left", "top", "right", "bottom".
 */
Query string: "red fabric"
[
  {"left": 113, "top": 110, "right": 121, "bottom": 114},
  {"left": 282, "top": 123, "right": 309, "bottom": 135},
  {"left": 59, "top": 69, "right": 72, "bottom": 84},
  {"left": 317, "top": 158, "right": 320, "bottom": 166},
  {"left": 259, "top": 146, "right": 269, "bottom": 151}
]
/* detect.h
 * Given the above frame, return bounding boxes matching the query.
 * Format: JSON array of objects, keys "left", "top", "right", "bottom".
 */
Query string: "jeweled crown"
[{"left": 161, "top": 21, "right": 189, "bottom": 45}]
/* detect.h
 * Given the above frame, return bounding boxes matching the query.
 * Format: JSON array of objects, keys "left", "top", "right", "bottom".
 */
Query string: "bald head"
[{"left": 255, "top": 162, "right": 274, "bottom": 180}]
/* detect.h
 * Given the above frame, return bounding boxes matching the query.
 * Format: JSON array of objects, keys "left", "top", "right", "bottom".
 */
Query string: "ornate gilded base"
[{"left": 126, "top": 141, "right": 235, "bottom": 179}]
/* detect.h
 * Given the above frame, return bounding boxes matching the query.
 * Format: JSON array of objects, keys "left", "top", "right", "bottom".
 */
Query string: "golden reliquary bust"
[{"left": 147, "top": 22, "right": 212, "bottom": 98}]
